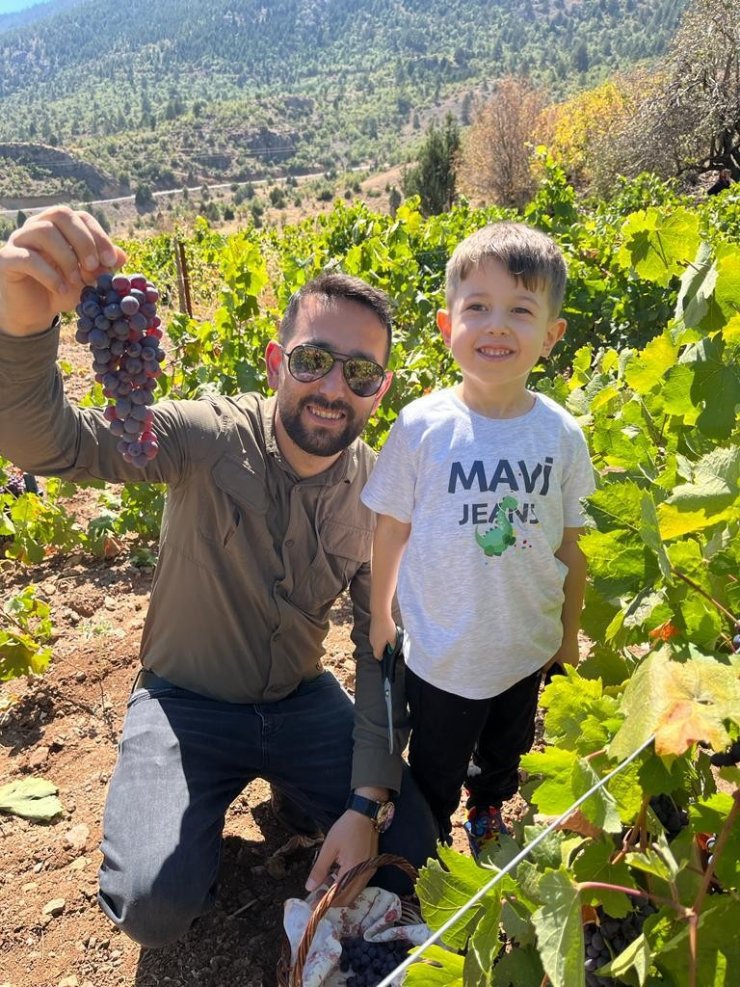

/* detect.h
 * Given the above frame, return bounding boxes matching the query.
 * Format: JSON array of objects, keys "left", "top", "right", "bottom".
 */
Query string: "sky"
[{"left": 0, "top": 0, "right": 47, "bottom": 13}]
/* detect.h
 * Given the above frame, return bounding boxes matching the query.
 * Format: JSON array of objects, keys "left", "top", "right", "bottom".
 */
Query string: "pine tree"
[{"left": 402, "top": 113, "right": 460, "bottom": 215}]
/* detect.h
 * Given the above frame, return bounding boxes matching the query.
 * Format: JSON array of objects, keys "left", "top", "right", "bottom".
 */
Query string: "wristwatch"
[{"left": 345, "top": 793, "right": 395, "bottom": 833}]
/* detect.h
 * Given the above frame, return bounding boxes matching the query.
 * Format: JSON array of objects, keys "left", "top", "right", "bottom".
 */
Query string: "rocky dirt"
[{"left": 0, "top": 325, "right": 489, "bottom": 987}]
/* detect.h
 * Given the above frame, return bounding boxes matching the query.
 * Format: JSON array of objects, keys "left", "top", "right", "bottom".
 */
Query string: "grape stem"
[{"left": 672, "top": 568, "right": 736, "bottom": 625}]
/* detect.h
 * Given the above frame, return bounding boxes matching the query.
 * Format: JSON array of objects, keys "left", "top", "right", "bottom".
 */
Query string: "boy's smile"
[{"left": 437, "top": 258, "right": 566, "bottom": 417}]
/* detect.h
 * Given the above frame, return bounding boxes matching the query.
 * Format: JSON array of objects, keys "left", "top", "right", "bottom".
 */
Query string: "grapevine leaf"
[
  {"left": 404, "top": 944, "right": 464, "bottom": 986},
  {"left": 625, "top": 844, "right": 676, "bottom": 883},
  {"left": 573, "top": 839, "right": 635, "bottom": 917},
  {"left": 416, "top": 845, "right": 493, "bottom": 950},
  {"left": 624, "top": 332, "right": 678, "bottom": 395},
  {"left": 688, "top": 793, "right": 740, "bottom": 888},
  {"left": 639, "top": 493, "right": 671, "bottom": 579},
  {"left": 600, "top": 932, "right": 652, "bottom": 986},
  {"left": 0, "top": 777, "right": 64, "bottom": 821},
  {"left": 723, "top": 311, "right": 740, "bottom": 344},
  {"left": 463, "top": 892, "right": 502, "bottom": 987},
  {"left": 500, "top": 896, "right": 537, "bottom": 948},
  {"left": 674, "top": 243, "right": 720, "bottom": 331},
  {"left": 656, "top": 897, "right": 740, "bottom": 986},
  {"left": 660, "top": 364, "right": 697, "bottom": 416},
  {"left": 580, "top": 530, "right": 659, "bottom": 597},
  {"left": 657, "top": 502, "right": 732, "bottom": 540},
  {"left": 491, "top": 945, "right": 544, "bottom": 986},
  {"left": 0, "top": 632, "right": 52, "bottom": 681},
  {"left": 587, "top": 482, "right": 642, "bottom": 532},
  {"left": 522, "top": 749, "right": 622, "bottom": 832},
  {"left": 617, "top": 208, "right": 700, "bottom": 286},
  {"left": 683, "top": 336, "right": 740, "bottom": 439},
  {"left": 713, "top": 252, "right": 740, "bottom": 324},
  {"left": 532, "top": 869, "right": 584, "bottom": 987},
  {"left": 540, "top": 671, "right": 621, "bottom": 753},
  {"left": 610, "top": 650, "right": 738, "bottom": 760},
  {"left": 667, "top": 446, "right": 739, "bottom": 513},
  {"left": 637, "top": 752, "right": 691, "bottom": 797}
]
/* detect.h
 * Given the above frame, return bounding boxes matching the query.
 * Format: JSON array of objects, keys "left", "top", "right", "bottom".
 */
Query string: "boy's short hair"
[
  {"left": 280, "top": 272, "right": 393, "bottom": 362},
  {"left": 445, "top": 222, "right": 567, "bottom": 316}
]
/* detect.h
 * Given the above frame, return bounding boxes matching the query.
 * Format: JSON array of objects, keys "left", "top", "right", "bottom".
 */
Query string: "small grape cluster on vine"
[
  {"left": 75, "top": 272, "right": 165, "bottom": 467},
  {"left": 584, "top": 899, "right": 658, "bottom": 987},
  {"left": 338, "top": 935, "right": 410, "bottom": 986}
]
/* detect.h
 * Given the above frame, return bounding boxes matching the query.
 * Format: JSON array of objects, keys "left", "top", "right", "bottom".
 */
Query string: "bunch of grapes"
[
  {"left": 338, "top": 935, "right": 411, "bottom": 986},
  {"left": 1, "top": 469, "right": 27, "bottom": 497},
  {"left": 649, "top": 794, "right": 688, "bottom": 840},
  {"left": 583, "top": 899, "right": 658, "bottom": 987},
  {"left": 75, "top": 272, "right": 165, "bottom": 468}
]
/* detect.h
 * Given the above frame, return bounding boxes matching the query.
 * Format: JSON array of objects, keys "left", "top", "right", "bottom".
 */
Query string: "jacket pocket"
[
  {"left": 198, "top": 454, "right": 268, "bottom": 548},
  {"left": 288, "top": 519, "right": 372, "bottom": 615}
]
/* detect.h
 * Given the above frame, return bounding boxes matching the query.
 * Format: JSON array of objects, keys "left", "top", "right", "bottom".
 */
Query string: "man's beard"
[{"left": 277, "top": 393, "right": 367, "bottom": 457}]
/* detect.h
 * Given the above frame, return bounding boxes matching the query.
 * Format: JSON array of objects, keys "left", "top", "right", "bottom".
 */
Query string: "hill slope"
[{"left": 0, "top": 0, "right": 688, "bottom": 200}]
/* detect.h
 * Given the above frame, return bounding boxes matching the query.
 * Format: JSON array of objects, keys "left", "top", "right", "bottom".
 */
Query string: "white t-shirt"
[{"left": 361, "top": 389, "right": 595, "bottom": 700}]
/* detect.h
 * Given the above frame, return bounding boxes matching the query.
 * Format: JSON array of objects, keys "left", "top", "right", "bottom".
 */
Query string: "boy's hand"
[
  {"left": 369, "top": 613, "right": 398, "bottom": 660},
  {"left": 544, "top": 634, "right": 580, "bottom": 670},
  {"left": 0, "top": 206, "right": 126, "bottom": 337}
]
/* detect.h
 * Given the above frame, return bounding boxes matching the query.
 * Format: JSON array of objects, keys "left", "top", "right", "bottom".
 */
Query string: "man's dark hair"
[{"left": 279, "top": 272, "right": 393, "bottom": 361}]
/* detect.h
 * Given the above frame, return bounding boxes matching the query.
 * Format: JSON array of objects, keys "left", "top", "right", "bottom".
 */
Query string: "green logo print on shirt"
[{"left": 474, "top": 495, "right": 518, "bottom": 557}]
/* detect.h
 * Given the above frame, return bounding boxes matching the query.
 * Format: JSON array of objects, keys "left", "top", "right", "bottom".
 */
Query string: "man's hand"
[
  {"left": 305, "top": 810, "right": 379, "bottom": 906},
  {"left": 0, "top": 206, "right": 126, "bottom": 337}
]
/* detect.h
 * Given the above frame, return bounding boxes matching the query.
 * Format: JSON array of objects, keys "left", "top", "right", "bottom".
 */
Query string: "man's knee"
[{"left": 98, "top": 865, "right": 211, "bottom": 948}]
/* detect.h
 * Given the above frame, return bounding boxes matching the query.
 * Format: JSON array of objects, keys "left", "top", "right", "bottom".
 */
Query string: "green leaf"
[
  {"left": 0, "top": 777, "right": 64, "bottom": 821},
  {"left": 532, "top": 870, "right": 584, "bottom": 987},
  {"left": 656, "top": 897, "right": 740, "bottom": 986},
  {"left": 600, "top": 932, "right": 652, "bottom": 986},
  {"left": 463, "top": 895, "right": 502, "bottom": 986},
  {"left": 660, "top": 364, "right": 696, "bottom": 416},
  {"left": 587, "top": 483, "right": 643, "bottom": 533},
  {"left": 492, "top": 945, "right": 544, "bottom": 986},
  {"left": 404, "top": 944, "right": 464, "bottom": 986},
  {"left": 580, "top": 529, "right": 659, "bottom": 597},
  {"left": 623, "top": 332, "right": 679, "bottom": 395},
  {"left": 540, "top": 671, "right": 621, "bottom": 753},
  {"left": 683, "top": 336, "right": 740, "bottom": 439},
  {"left": 639, "top": 493, "right": 671, "bottom": 579},
  {"left": 573, "top": 839, "right": 635, "bottom": 917},
  {"left": 668, "top": 446, "right": 739, "bottom": 513},
  {"left": 522, "top": 748, "right": 622, "bottom": 832},
  {"left": 618, "top": 208, "right": 700, "bottom": 286},
  {"left": 674, "top": 243, "right": 721, "bottom": 331},
  {"left": 416, "top": 845, "right": 492, "bottom": 950}
]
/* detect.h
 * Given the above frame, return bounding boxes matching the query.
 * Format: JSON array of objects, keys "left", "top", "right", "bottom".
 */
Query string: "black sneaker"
[{"left": 269, "top": 787, "right": 322, "bottom": 838}]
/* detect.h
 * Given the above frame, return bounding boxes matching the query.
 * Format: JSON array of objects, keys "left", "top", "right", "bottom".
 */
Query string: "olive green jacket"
[{"left": 0, "top": 323, "right": 407, "bottom": 792}]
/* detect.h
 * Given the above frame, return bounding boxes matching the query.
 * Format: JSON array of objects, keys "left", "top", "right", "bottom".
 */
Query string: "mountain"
[
  {"left": 0, "top": 0, "right": 85, "bottom": 35},
  {"left": 0, "top": 0, "right": 688, "bottom": 202}
]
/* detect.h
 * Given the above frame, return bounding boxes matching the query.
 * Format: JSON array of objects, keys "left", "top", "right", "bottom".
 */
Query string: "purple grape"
[{"left": 75, "top": 272, "right": 164, "bottom": 468}]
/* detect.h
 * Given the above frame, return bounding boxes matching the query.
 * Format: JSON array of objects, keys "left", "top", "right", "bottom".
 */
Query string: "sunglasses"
[{"left": 281, "top": 343, "right": 387, "bottom": 397}]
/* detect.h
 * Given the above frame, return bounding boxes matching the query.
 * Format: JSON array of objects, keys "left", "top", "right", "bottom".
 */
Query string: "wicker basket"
[{"left": 276, "top": 853, "right": 419, "bottom": 987}]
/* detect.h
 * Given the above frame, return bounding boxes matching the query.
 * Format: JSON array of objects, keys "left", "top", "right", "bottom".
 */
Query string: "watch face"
[{"left": 376, "top": 800, "right": 395, "bottom": 832}]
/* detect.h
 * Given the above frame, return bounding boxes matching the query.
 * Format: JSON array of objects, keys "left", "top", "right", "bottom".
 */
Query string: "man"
[
  {"left": 0, "top": 207, "right": 437, "bottom": 949},
  {"left": 707, "top": 168, "right": 733, "bottom": 195}
]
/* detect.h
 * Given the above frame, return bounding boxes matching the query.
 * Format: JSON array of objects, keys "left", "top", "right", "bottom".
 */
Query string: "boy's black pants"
[{"left": 405, "top": 666, "right": 541, "bottom": 841}]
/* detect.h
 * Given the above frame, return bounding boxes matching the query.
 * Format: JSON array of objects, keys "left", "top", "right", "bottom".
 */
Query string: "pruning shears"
[{"left": 381, "top": 626, "right": 404, "bottom": 755}]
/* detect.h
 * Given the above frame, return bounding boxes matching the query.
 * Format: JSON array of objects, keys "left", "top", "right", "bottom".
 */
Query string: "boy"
[{"left": 361, "top": 222, "right": 595, "bottom": 856}]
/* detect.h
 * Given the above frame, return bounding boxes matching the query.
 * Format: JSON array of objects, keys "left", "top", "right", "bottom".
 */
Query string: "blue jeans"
[{"left": 98, "top": 671, "right": 437, "bottom": 948}]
